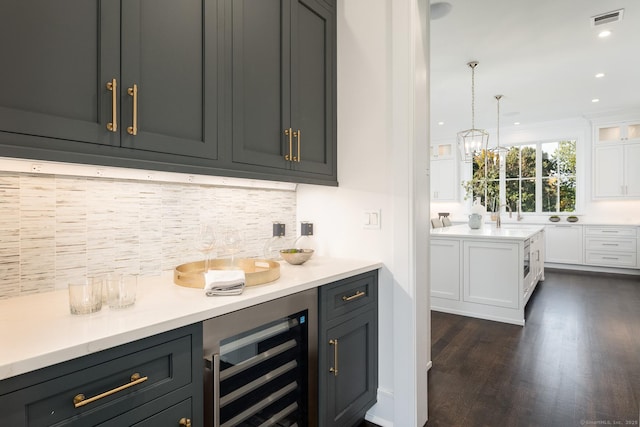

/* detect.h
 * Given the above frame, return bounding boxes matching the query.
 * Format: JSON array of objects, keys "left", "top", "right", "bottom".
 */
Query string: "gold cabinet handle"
[
  {"left": 106, "top": 79, "right": 117, "bottom": 132},
  {"left": 127, "top": 84, "right": 138, "bottom": 135},
  {"left": 342, "top": 290, "right": 365, "bottom": 302},
  {"left": 179, "top": 418, "right": 192, "bottom": 427},
  {"left": 293, "top": 129, "right": 301, "bottom": 162},
  {"left": 73, "top": 373, "right": 148, "bottom": 408},
  {"left": 284, "top": 128, "right": 293, "bottom": 161},
  {"left": 329, "top": 339, "right": 339, "bottom": 376}
]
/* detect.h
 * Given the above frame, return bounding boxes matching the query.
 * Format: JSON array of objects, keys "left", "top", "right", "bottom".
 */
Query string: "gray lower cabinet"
[
  {"left": 219, "top": 0, "right": 337, "bottom": 182},
  {"left": 0, "top": 323, "right": 203, "bottom": 427},
  {"left": 319, "top": 271, "right": 378, "bottom": 427}
]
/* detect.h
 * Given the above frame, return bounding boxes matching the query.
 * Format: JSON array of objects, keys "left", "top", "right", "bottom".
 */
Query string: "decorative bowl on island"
[{"left": 280, "top": 249, "right": 314, "bottom": 265}]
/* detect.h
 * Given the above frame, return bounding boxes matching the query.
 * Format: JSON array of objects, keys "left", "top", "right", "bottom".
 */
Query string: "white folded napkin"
[{"left": 204, "top": 269, "right": 246, "bottom": 296}]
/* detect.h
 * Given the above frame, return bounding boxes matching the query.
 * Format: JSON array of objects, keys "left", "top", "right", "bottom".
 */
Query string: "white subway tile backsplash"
[{"left": 0, "top": 172, "right": 296, "bottom": 299}]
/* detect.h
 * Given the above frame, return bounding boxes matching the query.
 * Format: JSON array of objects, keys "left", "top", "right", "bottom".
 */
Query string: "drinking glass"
[
  {"left": 221, "top": 229, "right": 243, "bottom": 267},
  {"left": 194, "top": 224, "right": 216, "bottom": 272},
  {"left": 68, "top": 277, "right": 103, "bottom": 315}
]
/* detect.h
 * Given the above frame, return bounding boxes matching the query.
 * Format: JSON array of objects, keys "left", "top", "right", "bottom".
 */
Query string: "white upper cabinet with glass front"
[
  {"left": 430, "top": 141, "right": 458, "bottom": 201},
  {"left": 596, "top": 121, "right": 640, "bottom": 144},
  {"left": 593, "top": 120, "right": 640, "bottom": 199}
]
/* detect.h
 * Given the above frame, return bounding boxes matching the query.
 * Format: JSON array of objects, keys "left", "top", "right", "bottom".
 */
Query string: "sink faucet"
[
  {"left": 495, "top": 204, "right": 512, "bottom": 228},
  {"left": 516, "top": 200, "right": 523, "bottom": 221}
]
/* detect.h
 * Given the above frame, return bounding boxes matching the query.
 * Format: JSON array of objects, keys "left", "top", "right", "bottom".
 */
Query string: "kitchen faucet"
[{"left": 495, "top": 204, "right": 512, "bottom": 228}]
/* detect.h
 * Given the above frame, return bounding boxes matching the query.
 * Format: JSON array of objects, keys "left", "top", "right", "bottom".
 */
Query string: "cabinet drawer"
[
  {"left": 320, "top": 271, "right": 378, "bottom": 322},
  {"left": 1, "top": 331, "right": 195, "bottom": 427},
  {"left": 585, "top": 237, "right": 636, "bottom": 252},
  {"left": 585, "top": 251, "right": 637, "bottom": 268},
  {"left": 585, "top": 226, "right": 636, "bottom": 238}
]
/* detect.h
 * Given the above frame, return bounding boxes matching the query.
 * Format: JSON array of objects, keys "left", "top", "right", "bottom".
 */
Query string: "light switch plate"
[{"left": 363, "top": 209, "right": 381, "bottom": 229}]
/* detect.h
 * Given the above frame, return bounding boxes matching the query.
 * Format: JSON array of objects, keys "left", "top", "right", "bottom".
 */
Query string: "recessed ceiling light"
[
  {"left": 438, "top": 121, "right": 444, "bottom": 126},
  {"left": 592, "top": 98, "right": 600, "bottom": 103},
  {"left": 595, "top": 73, "right": 605, "bottom": 78},
  {"left": 598, "top": 30, "right": 612, "bottom": 38},
  {"left": 514, "top": 122, "right": 520, "bottom": 125}
]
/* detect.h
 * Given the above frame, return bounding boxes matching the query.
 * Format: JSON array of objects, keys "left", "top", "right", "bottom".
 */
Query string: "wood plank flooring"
[{"left": 426, "top": 269, "right": 640, "bottom": 427}]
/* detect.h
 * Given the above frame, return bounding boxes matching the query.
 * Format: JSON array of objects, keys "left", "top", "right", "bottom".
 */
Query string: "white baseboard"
[{"left": 365, "top": 387, "right": 394, "bottom": 426}]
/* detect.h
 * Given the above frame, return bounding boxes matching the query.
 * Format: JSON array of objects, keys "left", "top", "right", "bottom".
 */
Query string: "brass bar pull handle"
[
  {"left": 284, "top": 128, "right": 293, "bottom": 161},
  {"left": 342, "top": 290, "right": 365, "bottom": 302},
  {"left": 73, "top": 373, "right": 147, "bottom": 408},
  {"left": 293, "top": 129, "right": 301, "bottom": 162},
  {"left": 329, "top": 339, "right": 339, "bottom": 376},
  {"left": 127, "top": 84, "right": 138, "bottom": 135},
  {"left": 106, "top": 79, "right": 117, "bottom": 132},
  {"left": 179, "top": 418, "right": 192, "bottom": 427}
]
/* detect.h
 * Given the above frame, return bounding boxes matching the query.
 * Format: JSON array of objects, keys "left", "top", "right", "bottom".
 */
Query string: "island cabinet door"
[
  {"left": 430, "top": 239, "right": 461, "bottom": 300},
  {"left": 463, "top": 240, "right": 520, "bottom": 309}
]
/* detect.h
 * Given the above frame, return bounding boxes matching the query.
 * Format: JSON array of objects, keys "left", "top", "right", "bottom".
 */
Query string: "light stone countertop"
[
  {"left": 0, "top": 256, "right": 382, "bottom": 381},
  {"left": 430, "top": 224, "right": 545, "bottom": 240}
]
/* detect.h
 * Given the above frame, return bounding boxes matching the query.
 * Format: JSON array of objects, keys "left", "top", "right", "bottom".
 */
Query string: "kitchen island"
[{"left": 430, "top": 224, "right": 545, "bottom": 326}]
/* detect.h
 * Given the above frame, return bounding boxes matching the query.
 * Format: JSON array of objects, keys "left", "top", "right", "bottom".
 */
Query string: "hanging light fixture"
[
  {"left": 490, "top": 94, "right": 509, "bottom": 162},
  {"left": 457, "top": 61, "right": 489, "bottom": 162}
]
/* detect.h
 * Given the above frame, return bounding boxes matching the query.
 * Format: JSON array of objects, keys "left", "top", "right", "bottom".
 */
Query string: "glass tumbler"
[
  {"left": 106, "top": 274, "right": 137, "bottom": 309},
  {"left": 68, "top": 277, "right": 103, "bottom": 315}
]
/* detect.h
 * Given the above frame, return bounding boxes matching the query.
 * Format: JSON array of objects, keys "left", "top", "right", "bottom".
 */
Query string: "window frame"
[{"left": 469, "top": 139, "right": 578, "bottom": 215}]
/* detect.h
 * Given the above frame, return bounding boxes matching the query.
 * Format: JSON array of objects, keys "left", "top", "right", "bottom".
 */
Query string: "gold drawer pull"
[
  {"left": 342, "top": 290, "right": 365, "bottom": 302},
  {"left": 284, "top": 128, "right": 293, "bottom": 161},
  {"left": 127, "top": 84, "right": 138, "bottom": 135},
  {"left": 73, "top": 373, "right": 148, "bottom": 408},
  {"left": 329, "top": 339, "right": 339, "bottom": 376},
  {"left": 106, "top": 78, "right": 117, "bottom": 132},
  {"left": 179, "top": 418, "right": 192, "bottom": 427},
  {"left": 293, "top": 129, "right": 301, "bottom": 162}
]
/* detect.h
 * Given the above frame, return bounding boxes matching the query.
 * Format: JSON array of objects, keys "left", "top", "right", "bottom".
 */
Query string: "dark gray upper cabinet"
[
  {"left": 226, "top": 0, "right": 336, "bottom": 182},
  {"left": 120, "top": 0, "right": 219, "bottom": 159},
  {"left": 0, "top": 1, "right": 120, "bottom": 147},
  {"left": 0, "top": 0, "right": 218, "bottom": 160},
  {"left": 0, "top": 0, "right": 336, "bottom": 185}
]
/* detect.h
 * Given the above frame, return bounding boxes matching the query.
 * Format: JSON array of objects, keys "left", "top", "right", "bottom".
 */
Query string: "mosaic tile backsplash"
[{"left": 0, "top": 173, "right": 297, "bottom": 299}]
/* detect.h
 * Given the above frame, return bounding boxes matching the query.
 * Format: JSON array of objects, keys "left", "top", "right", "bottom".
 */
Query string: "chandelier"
[
  {"left": 490, "top": 95, "right": 509, "bottom": 161},
  {"left": 457, "top": 61, "right": 489, "bottom": 162}
]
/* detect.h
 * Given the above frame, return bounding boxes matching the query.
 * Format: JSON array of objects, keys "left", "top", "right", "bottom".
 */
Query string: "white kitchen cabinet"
[
  {"left": 593, "top": 120, "right": 640, "bottom": 199},
  {"left": 430, "top": 157, "right": 458, "bottom": 201},
  {"left": 430, "top": 239, "right": 461, "bottom": 300},
  {"left": 584, "top": 226, "right": 637, "bottom": 269},
  {"left": 545, "top": 224, "right": 583, "bottom": 264},
  {"left": 596, "top": 121, "right": 640, "bottom": 143},
  {"left": 463, "top": 240, "right": 520, "bottom": 309},
  {"left": 430, "top": 141, "right": 458, "bottom": 201}
]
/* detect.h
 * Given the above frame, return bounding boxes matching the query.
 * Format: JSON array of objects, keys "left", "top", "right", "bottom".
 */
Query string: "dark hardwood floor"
[{"left": 426, "top": 269, "right": 640, "bottom": 427}]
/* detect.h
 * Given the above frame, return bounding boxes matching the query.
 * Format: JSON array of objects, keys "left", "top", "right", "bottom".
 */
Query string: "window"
[{"left": 466, "top": 140, "right": 576, "bottom": 214}]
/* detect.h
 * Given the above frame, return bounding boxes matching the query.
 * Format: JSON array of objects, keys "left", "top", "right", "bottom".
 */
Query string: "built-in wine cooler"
[{"left": 203, "top": 289, "right": 318, "bottom": 427}]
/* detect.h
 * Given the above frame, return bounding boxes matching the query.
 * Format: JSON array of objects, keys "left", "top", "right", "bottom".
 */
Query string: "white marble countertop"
[
  {"left": 0, "top": 256, "right": 382, "bottom": 381},
  {"left": 430, "top": 224, "right": 545, "bottom": 240}
]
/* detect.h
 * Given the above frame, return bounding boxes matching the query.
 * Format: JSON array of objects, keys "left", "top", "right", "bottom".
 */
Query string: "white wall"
[{"left": 297, "top": 0, "right": 430, "bottom": 425}]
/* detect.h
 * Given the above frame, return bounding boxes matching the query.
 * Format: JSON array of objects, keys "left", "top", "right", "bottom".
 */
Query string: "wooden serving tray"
[{"left": 174, "top": 258, "right": 280, "bottom": 288}]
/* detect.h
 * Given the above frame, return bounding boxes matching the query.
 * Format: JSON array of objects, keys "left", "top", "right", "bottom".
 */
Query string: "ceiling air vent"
[{"left": 591, "top": 9, "right": 624, "bottom": 27}]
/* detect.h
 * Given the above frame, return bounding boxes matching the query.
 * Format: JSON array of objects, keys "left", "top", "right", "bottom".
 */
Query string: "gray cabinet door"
[
  {"left": 321, "top": 309, "right": 378, "bottom": 427},
  {"left": 228, "top": 0, "right": 291, "bottom": 170},
  {"left": 0, "top": 0, "right": 120, "bottom": 147},
  {"left": 291, "top": 0, "right": 335, "bottom": 176},
  {"left": 228, "top": 0, "right": 336, "bottom": 178},
  {"left": 120, "top": 0, "right": 219, "bottom": 160}
]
